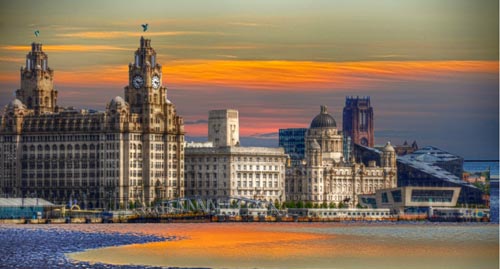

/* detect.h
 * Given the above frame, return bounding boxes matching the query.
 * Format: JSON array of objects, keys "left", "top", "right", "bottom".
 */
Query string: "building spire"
[{"left": 320, "top": 105, "right": 328, "bottom": 114}]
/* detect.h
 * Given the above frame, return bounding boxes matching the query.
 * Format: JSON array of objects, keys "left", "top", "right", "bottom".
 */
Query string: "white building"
[{"left": 184, "top": 109, "right": 288, "bottom": 204}]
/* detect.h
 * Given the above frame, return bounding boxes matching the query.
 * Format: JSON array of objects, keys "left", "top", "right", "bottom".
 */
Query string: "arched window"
[
  {"left": 82, "top": 144, "right": 88, "bottom": 150},
  {"left": 37, "top": 145, "right": 42, "bottom": 151}
]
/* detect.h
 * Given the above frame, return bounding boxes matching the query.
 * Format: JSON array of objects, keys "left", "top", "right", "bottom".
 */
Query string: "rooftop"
[
  {"left": 0, "top": 198, "right": 55, "bottom": 207},
  {"left": 408, "top": 146, "right": 463, "bottom": 163}
]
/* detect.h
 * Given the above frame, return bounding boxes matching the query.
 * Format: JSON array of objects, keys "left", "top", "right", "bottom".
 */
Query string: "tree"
[
  {"left": 329, "top": 202, "right": 337, "bottom": 209},
  {"left": 338, "top": 201, "right": 344, "bottom": 208},
  {"left": 305, "top": 201, "right": 313, "bottom": 208},
  {"left": 297, "top": 200, "right": 304, "bottom": 208},
  {"left": 274, "top": 200, "right": 281, "bottom": 210},
  {"left": 321, "top": 202, "right": 328, "bottom": 208}
]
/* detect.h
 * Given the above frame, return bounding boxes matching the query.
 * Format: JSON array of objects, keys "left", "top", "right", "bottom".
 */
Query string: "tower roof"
[
  {"left": 310, "top": 105, "right": 337, "bottom": 128},
  {"left": 383, "top": 142, "right": 395, "bottom": 152}
]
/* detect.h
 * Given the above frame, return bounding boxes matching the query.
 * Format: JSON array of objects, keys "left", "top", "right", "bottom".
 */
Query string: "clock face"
[
  {"left": 132, "top": 75, "right": 144, "bottom": 89},
  {"left": 152, "top": 75, "right": 160, "bottom": 89}
]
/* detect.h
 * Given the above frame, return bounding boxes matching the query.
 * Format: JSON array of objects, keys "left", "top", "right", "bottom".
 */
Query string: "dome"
[
  {"left": 110, "top": 96, "right": 126, "bottom": 105},
  {"left": 383, "top": 142, "right": 395, "bottom": 152},
  {"left": 7, "top": 99, "right": 25, "bottom": 109},
  {"left": 310, "top": 105, "right": 336, "bottom": 128}
]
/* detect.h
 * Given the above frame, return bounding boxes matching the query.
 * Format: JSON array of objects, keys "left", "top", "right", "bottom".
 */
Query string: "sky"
[{"left": 0, "top": 0, "right": 498, "bottom": 159}]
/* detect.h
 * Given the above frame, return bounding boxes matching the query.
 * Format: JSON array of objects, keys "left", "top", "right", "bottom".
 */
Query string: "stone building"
[
  {"left": 184, "top": 109, "right": 288, "bottom": 203},
  {"left": 343, "top": 96, "right": 374, "bottom": 147},
  {"left": 0, "top": 37, "right": 185, "bottom": 209},
  {"left": 286, "top": 105, "right": 397, "bottom": 207}
]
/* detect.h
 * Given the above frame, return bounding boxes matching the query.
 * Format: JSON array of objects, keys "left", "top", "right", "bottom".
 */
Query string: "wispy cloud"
[
  {"left": 1, "top": 45, "right": 128, "bottom": 52},
  {"left": 229, "top": 22, "right": 268, "bottom": 27},
  {"left": 184, "top": 119, "right": 209, "bottom": 125},
  {"left": 166, "top": 60, "right": 499, "bottom": 91},
  {"left": 248, "top": 132, "right": 279, "bottom": 139},
  {"left": 0, "top": 57, "right": 23, "bottom": 63},
  {"left": 56, "top": 31, "right": 228, "bottom": 39},
  {"left": 215, "top": 54, "right": 239, "bottom": 59},
  {"left": 1, "top": 60, "right": 497, "bottom": 91}
]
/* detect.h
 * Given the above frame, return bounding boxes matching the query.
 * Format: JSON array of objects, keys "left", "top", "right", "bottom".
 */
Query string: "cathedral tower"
[
  {"left": 342, "top": 96, "right": 374, "bottom": 147},
  {"left": 15, "top": 43, "right": 57, "bottom": 114}
]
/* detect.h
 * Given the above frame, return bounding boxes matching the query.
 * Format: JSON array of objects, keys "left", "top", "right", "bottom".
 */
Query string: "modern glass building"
[{"left": 278, "top": 128, "right": 307, "bottom": 165}]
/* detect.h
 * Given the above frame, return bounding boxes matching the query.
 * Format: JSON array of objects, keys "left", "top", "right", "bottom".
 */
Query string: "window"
[
  {"left": 411, "top": 190, "right": 454, "bottom": 203},
  {"left": 381, "top": 192, "right": 389, "bottom": 203},
  {"left": 391, "top": 190, "right": 402, "bottom": 203}
]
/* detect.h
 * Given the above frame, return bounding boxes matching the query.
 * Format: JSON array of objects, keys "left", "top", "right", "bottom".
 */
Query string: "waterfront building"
[
  {"left": 285, "top": 105, "right": 397, "bottom": 207},
  {"left": 358, "top": 186, "right": 461, "bottom": 212},
  {"left": 278, "top": 128, "right": 307, "bottom": 166},
  {"left": 358, "top": 186, "right": 490, "bottom": 220},
  {"left": 342, "top": 96, "right": 374, "bottom": 147},
  {"left": 0, "top": 37, "right": 185, "bottom": 209},
  {"left": 354, "top": 143, "right": 484, "bottom": 205},
  {"left": 399, "top": 146, "right": 463, "bottom": 178},
  {"left": 0, "top": 198, "right": 55, "bottom": 219},
  {"left": 184, "top": 109, "right": 288, "bottom": 203}
]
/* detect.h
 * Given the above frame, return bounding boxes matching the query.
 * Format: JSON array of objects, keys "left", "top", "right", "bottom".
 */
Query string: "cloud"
[
  {"left": 184, "top": 119, "right": 209, "bottom": 125},
  {"left": 0, "top": 57, "right": 23, "bottom": 63},
  {"left": 248, "top": 132, "right": 279, "bottom": 139},
  {"left": 165, "top": 60, "right": 499, "bottom": 91},
  {"left": 56, "top": 31, "right": 228, "bottom": 39},
  {"left": 228, "top": 22, "right": 268, "bottom": 27},
  {"left": 1, "top": 45, "right": 127, "bottom": 52}
]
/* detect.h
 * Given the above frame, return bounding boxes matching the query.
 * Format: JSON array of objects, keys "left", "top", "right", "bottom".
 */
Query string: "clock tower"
[
  {"left": 125, "top": 37, "right": 166, "bottom": 118},
  {"left": 16, "top": 43, "right": 57, "bottom": 115}
]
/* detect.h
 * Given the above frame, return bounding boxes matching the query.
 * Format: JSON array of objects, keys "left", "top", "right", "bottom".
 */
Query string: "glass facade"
[
  {"left": 391, "top": 190, "right": 402, "bottom": 203},
  {"left": 278, "top": 128, "right": 307, "bottom": 165},
  {"left": 410, "top": 190, "right": 454, "bottom": 203}
]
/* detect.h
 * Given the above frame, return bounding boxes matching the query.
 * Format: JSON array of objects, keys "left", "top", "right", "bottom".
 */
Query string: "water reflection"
[{"left": 67, "top": 223, "right": 498, "bottom": 269}]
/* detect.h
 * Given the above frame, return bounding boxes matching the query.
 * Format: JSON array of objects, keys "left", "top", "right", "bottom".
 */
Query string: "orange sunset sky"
[{"left": 0, "top": 0, "right": 498, "bottom": 159}]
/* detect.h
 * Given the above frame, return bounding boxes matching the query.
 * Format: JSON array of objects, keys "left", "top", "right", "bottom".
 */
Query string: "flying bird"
[
  {"left": 141, "top": 24, "right": 148, "bottom": 32},
  {"left": 34, "top": 30, "right": 40, "bottom": 37}
]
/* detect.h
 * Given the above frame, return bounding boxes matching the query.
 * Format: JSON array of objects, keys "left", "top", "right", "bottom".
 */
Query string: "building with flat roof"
[
  {"left": 185, "top": 109, "right": 288, "bottom": 203},
  {"left": 373, "top": 186, "right": 461, "bottom": 213},
  {"left": 279, "top": 128, "right": 307, "bottom": 166}
]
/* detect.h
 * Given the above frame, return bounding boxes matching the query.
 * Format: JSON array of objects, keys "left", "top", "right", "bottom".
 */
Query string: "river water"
[{"left": 65, "top": 223, "right": 498, "bottom": 269}]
